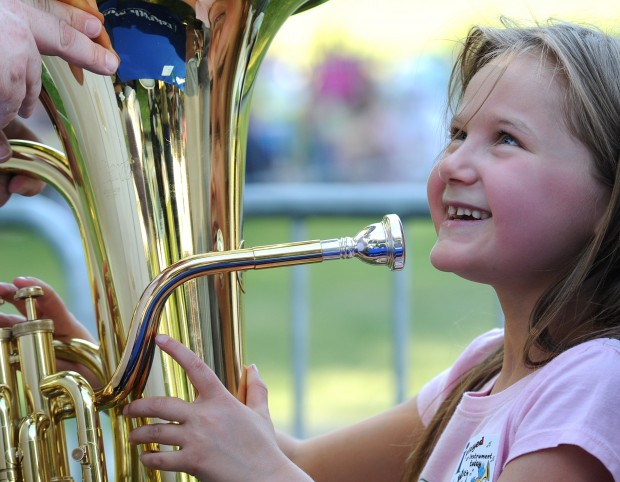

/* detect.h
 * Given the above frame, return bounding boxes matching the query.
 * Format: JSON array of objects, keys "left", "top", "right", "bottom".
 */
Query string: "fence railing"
[
  {"left": 246, "top": 183, "right": 429, "bottom": 436},
  {"left": 0, "top": 182, "right": 431, "bottom": 438}
]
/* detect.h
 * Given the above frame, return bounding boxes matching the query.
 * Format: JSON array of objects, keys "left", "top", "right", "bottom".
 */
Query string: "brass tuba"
[{"left": 0, "top": 0, "right": 406, "bottom": 480}]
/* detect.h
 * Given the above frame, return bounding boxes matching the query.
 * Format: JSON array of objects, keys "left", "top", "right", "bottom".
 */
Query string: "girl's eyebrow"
[{"left": 497, "top": 118, "right": 535, "bottom": 137}]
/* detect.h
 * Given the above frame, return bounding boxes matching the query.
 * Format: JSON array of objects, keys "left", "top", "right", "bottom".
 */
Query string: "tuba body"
[{"left": 0, "top": 0, "right": 405, "bottom": 481}]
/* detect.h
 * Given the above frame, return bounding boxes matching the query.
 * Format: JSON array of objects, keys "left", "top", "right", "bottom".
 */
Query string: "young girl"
[{"left": 2, "top": 18, "right": 620, "bottom": 481}]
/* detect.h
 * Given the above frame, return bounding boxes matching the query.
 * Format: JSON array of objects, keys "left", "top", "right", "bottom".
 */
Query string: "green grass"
[{"left": 0, "top": 215, "right": 498, "bottom": 435}]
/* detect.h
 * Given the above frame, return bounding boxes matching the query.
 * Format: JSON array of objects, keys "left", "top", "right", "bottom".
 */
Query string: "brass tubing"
[
  {"left": 13, "top": 320, "right": 71, "bottom": 480},
  {"left": 0, "top": 387, "right": 17, "bottom": 482},
  {"left": 0, "top": 329, "right": 17, "bottom": 429},
  {"left": 96, "top": 214, "right": 405, "bottom": 408},
  {"left": 96, "top": 244, "right": 321, "bottom": 407},
  {"left": 53, "top": 339, "right": 106, "bottom": 388},
  {"left": 18, "top": 412, "right": 50, "bottom": 482},
  {"left": 40, "top": 372, "right": 107, "bottom": 482}
]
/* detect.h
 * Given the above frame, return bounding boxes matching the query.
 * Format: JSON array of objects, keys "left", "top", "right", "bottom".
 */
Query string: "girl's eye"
[{"left": 497, "top": 131, "right": 519, "bottom": 147}]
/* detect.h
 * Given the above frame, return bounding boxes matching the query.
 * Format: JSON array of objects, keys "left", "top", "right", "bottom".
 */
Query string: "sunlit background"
[
  {"left": 245, "top": 0, "right": 620, "bottom": 186},
  {"left": 4, "top": 0, "right": 620, "bottom": 444}
]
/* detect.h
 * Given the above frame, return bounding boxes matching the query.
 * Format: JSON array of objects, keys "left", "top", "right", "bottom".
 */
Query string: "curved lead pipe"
[{"left": 95, "top": 214, "right": 405, "bottom": 408}]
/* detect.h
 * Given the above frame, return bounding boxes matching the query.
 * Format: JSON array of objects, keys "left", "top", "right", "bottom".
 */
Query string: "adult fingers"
[
  {"left": 7, "top": 174, "right": 46, "bottom": 197},
  {"left": 0, "top": 282, "right": 24, "bottom": 326},
  {"left": 0, "top": 282, "right": 18, "bottom": 303},
  {"left": 16, "top": 41, "right": 42, "bottom": 119},
  {"left": 0, "top": 174, "right": 10, "bottom": 208},
  {"left": 2, "top": 277, "right": 44, "bottom": 318},
  {"left": 53, "top": 0, "right": 118, "bottom": 60},
  {"left": 28, "top": 4, "right": 118, "bottom": 75},
  {"left": 13, "top": 276, "right": 74, "bottom": 324},
  {"left": 53, "top": 0, "right": 103, "bottom": 22},
  {"left": 2, "top": 120, "right": 48, "bottom": 196},
  {"left": 0, "top": 314, "right": 26, "bottom": 327},
  {"left": 3, "top": 118, "right": 39, "bottom": 142},
  {"left": 0, "top": 10, "right": 34, "bottom": 126},
  {"left": 0, "top": 277, "right": 96, "bottom": 345},
  {"left": 0, "top": 131, "right": 12, "bottom": 163}
]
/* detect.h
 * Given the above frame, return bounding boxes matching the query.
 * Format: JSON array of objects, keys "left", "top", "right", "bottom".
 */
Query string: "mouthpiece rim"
[{"left": 383, "top": 214, "right": 406, "bottom": 271}]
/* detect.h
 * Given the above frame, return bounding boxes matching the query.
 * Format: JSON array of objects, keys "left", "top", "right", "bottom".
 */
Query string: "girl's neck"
[
  {"left": 491, "top": 321, "right": 536, "bottom": 394},
  {"left": 492, "top": 290, "right": 540, "bottom": 394}
]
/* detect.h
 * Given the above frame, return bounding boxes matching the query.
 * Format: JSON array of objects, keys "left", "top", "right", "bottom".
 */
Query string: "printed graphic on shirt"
[{"left": 451, "top": 433, "right": 499, "bottom": 482}]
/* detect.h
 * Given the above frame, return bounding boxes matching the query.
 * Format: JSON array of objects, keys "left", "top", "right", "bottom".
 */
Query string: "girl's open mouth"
[{"left": 447, "top": 205, "right": 491, "bottom": 221}]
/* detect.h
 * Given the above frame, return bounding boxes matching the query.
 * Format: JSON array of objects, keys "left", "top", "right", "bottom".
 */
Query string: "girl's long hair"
[{"left": 402, "top": 18, "right": 620, "bottom": 481}]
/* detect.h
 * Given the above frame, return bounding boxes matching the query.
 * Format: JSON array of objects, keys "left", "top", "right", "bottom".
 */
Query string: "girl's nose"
[{"left": 436, "top": 147, "right": 478, "bottom": 185}]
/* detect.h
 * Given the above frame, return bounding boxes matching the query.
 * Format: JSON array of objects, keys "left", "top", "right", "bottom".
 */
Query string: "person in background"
[
  {"left": 0, "top": 0, "right": 118, "bottom": 207},
  {"left": 2, "top": 17, "right": 620, "bottom": 482}
]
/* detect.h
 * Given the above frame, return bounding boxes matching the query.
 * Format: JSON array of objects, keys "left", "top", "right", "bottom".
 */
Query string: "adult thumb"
[{"left": 244, "top": 364, "right": 271, "bottom": 418}]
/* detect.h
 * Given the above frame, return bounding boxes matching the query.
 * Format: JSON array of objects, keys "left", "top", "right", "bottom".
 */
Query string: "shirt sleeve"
[
  {"left": 507, "top": 339, "right": 620, "bottom": 476},
  {"left": 417, "top": 328, "right": 504, "bottom": 426}
]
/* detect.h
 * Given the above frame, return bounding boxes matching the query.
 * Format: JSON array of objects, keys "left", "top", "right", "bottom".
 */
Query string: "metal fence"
[{"left": 0, "top": 182, "right": 430, "bottom": 438}]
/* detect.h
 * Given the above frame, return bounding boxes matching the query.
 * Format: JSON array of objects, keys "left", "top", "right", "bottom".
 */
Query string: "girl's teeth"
[{"left": 447, "top": 205, "right": 491, "bottom": 220}]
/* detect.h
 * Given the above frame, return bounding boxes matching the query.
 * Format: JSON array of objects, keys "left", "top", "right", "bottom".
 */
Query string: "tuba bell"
[{"left": 0, "top": 0, "right": 406, "bottom": 481}]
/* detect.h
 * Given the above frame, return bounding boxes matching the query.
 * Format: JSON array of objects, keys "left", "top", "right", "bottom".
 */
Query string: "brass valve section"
[{"left": 0, "top": 287, "right": 106, "bottom": 482}]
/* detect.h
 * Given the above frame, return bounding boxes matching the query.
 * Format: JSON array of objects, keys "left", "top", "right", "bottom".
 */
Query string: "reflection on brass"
[{"left": 0, "top": 0, "right": 406, "bottom": 480}]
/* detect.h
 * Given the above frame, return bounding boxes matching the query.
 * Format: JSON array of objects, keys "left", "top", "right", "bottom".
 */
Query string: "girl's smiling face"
[{"left": 427, "top": 53, "right": 610, "bottom": 297}]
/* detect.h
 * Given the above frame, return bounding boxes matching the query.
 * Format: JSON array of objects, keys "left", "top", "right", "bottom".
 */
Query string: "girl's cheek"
[{"left": 427, "top": 167, "right": 444, "bottom": 230}]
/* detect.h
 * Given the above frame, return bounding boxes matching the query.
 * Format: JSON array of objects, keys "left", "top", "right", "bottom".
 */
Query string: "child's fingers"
[
  {"left": 127, "top": 420, "right": 187, "bottom": 447},
  {"left": 244, "top": 364, "right": 271, "bottom": 420},
  {"left": 154, "top": 335, "right": 225, "bottom": 398},
  {"left": 124, "top": 396, "right": 190, "bottom": 423}
]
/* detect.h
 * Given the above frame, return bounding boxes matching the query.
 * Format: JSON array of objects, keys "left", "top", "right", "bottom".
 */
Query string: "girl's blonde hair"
[{"left": 402, "top": 18, "right": 620, "bottom": 480}]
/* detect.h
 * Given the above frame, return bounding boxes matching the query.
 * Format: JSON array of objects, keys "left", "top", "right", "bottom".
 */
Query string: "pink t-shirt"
[{"left": 417, "top": 329, "right": 620, "bottom": 481}]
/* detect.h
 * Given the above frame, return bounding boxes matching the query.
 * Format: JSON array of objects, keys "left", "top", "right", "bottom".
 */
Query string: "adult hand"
[
  {"left": 124, "top": 335, "right": 312, "bottom": 481},
  {"left": 0, "top": 276, "right": 100, "bottom": 385},
  {"left": 0, "top": 0, "right": 118, "bottom": 127},
  {"left": 0, "top": 119, "right": 46, "bottom": 206},
  {"left": 0, "top": 0, "right": 119, "bottom": 205}
]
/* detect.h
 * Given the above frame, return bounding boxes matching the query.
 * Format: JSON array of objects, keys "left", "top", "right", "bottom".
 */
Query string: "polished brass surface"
[{"left": 0, "top": 0, "right": 408, "bottom": 480}]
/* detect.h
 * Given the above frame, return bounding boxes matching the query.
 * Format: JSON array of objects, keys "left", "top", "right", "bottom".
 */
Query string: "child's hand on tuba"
[{"left": 124, "top": 335, "right": 312, "bottom": 481}]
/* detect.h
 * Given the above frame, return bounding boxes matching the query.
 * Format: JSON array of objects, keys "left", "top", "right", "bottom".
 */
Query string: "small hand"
[{"left": 124, "top": 335, "right": 310, "bottom": 481}]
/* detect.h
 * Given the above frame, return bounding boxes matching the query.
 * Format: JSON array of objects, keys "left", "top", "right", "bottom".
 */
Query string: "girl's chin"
[
  {"left": 429, "top": 245, "right": 460, "bottom": 271},
  {"left": 429, "top": 247, "right": 481, "bottom": 279}
]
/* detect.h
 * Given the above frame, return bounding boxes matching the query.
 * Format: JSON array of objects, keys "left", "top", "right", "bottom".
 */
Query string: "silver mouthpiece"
[{"left": 321, "top": 214, "right": 406, "bottom": 271}]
